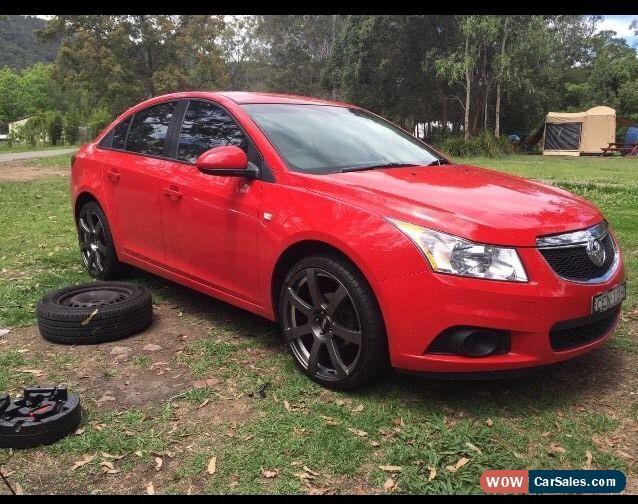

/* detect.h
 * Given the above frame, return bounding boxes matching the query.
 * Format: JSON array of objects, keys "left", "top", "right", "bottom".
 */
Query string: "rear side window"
[
  {"left": 111, "top": 116, "right": 132, "bottom": 150},
  {"left": 98, "top": 115, "right": 131, "bottom": 150},
  {"left": 126, "top": 101, "right": 176, "bottom": 157},
  {"left": 177, "top": 101, "right": 248, "bottom": 163}
]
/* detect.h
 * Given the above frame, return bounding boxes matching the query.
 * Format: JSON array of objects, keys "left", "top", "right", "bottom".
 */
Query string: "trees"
[
  {"left": 2, "top": 14, "right": 637, "bottom": 151},
  {"left": 252, "top": 15, "right": 344, "bottom": 97},
  {"left": 39, "top": 15, "right": 229, "bottom": 117}
]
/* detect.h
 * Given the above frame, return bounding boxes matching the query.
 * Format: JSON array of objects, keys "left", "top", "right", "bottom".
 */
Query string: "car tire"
[
  {"left": 278, "top": 253, "right": 389, "bottom": 390},
  {"left": 77, "top": 200, "right": 127, "bottom": 280},
  {"left": 37, "top": 282, "right": 153, "bottom": 345}
]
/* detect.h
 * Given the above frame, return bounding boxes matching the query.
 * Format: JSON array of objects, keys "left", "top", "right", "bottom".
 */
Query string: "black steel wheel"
[
  {"left": 37, "top": 281, "right": 153, "bottom": 345},
  {"left": 77, "top": 200, "right": 125, "bottom": 280},
  {"left": 279, "top": 254, "right": 389, "bottom": 390}
]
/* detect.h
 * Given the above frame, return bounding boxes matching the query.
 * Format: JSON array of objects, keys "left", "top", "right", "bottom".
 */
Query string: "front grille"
[
  {"left": 539, "top": 233, "right": 616, "bottom": 281},
  {"left": 549, "top": 306, "right": 620, "bottom": 351}
]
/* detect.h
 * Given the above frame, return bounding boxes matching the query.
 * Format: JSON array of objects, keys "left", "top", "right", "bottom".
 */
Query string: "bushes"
[
  {"left": 47, "top": 111, "right": 64, "bottom": 146},
  {"left": 87, "top": 107, "right": 112, "bottom": 139},
  {"left": 64, "top": 109, "right": 82, "bottom": 145},
  {"left": 436, "top": 132, "right": 515, "bottom": 158}
]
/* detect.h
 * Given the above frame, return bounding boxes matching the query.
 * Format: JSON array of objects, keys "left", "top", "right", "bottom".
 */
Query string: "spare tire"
[
  {"left": 0, "top": 386, "right": 81, "bottom": 448},
  {"left": 37, "top": 281, "right": 152, "bottom": 345}
]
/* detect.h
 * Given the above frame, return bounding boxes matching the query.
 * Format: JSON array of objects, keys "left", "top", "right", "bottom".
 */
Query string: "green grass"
[
  {"left": 0, "top": 154, "right": 637, "bottom": 494},
  {"left": 0, "top": 143, "right": 79, "bottom": 154}
]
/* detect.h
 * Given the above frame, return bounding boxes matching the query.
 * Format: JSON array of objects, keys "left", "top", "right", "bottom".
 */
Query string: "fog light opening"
[{"left": 427, "top": 326, "right": 510, "bottom": 357}]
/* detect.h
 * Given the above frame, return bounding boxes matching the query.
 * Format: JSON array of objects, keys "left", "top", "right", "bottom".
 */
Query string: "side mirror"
[{"left": 195, "top": 146, "right": 258, "bottom": 178}]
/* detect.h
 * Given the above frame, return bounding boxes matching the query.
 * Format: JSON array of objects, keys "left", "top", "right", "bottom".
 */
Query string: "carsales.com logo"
[{"left": 480, "top": 470, "right": 626, "bottom": 494}]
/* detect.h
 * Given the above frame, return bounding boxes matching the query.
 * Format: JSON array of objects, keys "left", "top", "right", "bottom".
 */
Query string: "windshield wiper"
[
  {"left": 340, "top": 162, "right": 419, "bottom": 173},
  {"left": 425, "top": 159, "right": 450, "bottom": 166}
]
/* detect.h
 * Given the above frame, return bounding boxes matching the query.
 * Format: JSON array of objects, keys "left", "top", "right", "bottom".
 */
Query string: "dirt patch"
[{"left": 0, "top": 161, "right": 68, "bottom": 182}]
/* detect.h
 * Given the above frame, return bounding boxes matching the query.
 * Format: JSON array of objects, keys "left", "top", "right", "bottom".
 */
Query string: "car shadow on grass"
[{"left": 127, "top": 266, "right": 629, "bottom": 419}]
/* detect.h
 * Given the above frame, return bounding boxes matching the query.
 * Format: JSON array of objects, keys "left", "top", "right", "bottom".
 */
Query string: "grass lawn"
[
  {"left": 0, "top": 154, "right": 636, "bottom": 495},
  {"left": 0, "top": 143, "right": 79, "bottom": 154}
]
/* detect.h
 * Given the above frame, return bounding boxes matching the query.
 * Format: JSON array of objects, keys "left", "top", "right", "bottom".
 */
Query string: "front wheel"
[{"left": 278, "top": 254, "right": 389, "bottom": 390}]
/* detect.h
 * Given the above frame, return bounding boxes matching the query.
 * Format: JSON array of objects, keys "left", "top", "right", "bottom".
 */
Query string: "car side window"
[
  {"left": 111, "top": 116, "right": 132, "bottom": 150},
  {"left": 98, "top": 115, "right": 132, "bottom": 150},
  {"left": 177, "top": 101, "right": 249, "bottom": 163},
  {"left": 126, "top": 101, "right": 177, "bottom": 157}
]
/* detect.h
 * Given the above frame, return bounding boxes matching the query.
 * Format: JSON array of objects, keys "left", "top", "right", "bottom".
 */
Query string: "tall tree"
[{"left": 39, "top": 15, "right": 228, "bottom": 116}]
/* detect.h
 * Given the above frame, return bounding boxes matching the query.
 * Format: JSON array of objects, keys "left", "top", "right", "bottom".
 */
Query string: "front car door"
[
  {"left": 99, "top": 101, "right": 178, "bottom": 266},
  {"left": 159, "top": 99, "right": 262, "bottom": 304}
]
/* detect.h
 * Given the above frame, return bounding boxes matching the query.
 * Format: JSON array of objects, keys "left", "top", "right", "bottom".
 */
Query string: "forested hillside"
[{"left": 0, "top": 15, "right": 59, "bottom": 69}]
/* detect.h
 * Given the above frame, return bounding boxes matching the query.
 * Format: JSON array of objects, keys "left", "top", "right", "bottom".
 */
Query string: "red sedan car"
[{"left": 71, "top": 91, "right": 626, "bottom": 389}]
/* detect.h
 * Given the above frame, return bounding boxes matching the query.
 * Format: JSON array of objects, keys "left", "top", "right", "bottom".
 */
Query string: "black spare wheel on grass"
[
  {"left": 0, "top": 386, "right": 81, "bottom": 448},
  {"left": 37, "top": 281, "right": 152, "bottom": 344}
]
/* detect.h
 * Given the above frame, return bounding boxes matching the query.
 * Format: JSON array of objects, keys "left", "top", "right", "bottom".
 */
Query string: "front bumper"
[{"left": 374, "top": 245, "right": 626, "bottom": 373}]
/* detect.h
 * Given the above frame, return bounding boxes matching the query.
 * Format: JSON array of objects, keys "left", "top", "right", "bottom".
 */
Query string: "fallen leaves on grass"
[
  {"left": 261, "top": 468, "right": 279, "bottom": 478},
  {"left": 383, "top": 477, "right": 396, "bottom": 492},
  {"left": 207, "top": 457, "right": 217, "bottom": 475},
  {"left": 486, "top": 418, "right": 493, "bottom": 427},
  {"left": 146, "top": 482, "right": 155, "bottom": 495},
  {"left": 445, "top": 457, "right": 469, "bottom": 473},
  {"left": 427, "top": 466, "right": 437, "bottom": 481},
  {"left": 96, "top": 394, "right": 116, "bottom": 406},
  {"left": 101, "top": 452, "right": 125, "bottom": 460},
  {"left": 465, "top": 442, "right": 482, "bottom": 455},
  {"left": 294, "top": 471, "right": 317, "bottom": 481},
  {"left": 72, "top": 454, "right": 96, "bottom": 471},
  {"left": 320, "top": 415, "right": 340, "bottom": 426},
  {"left": 379, "top": 465, "right": 402, "bottom": 472},
  {"left": 585, "top": 450, "right": 593, "bottom": 469},
  {"left": 18, "top": 369, "right": 44, "bottom": 377},
  {"left": 81, "top": 308, "right": 99, "bottom": 326},
  {"left": 347, "top": 427, "right": 368, "bottom": 437},
  {"left": 549, "top": 442, "right": 566, "bottom": 454},
  {"left": 155, "top": 457, "right": 163, "bottom": 471},
  {"left": 100, "top": 461, "right": 120, "bottom": 475}
]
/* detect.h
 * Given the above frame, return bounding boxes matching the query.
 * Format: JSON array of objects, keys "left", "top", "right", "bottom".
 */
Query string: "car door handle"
[
  {"left": 106, "top": 169, "right": 120, "bottom": 183},
  {"left": 163, "top": 186, "right": 182, "bottom": 200}
]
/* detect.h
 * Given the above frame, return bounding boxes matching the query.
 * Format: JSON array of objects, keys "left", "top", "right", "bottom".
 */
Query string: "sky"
[{"left": 597, "top": 14, "right": 637, "bottom": 47}]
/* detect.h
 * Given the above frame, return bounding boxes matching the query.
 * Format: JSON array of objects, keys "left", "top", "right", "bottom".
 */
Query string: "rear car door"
[
  {"left": 100, "top": 101, "right": 177, "bottom": 266},
  {"left": 159, "top": 99, "right": 262, "bottom": 304}
]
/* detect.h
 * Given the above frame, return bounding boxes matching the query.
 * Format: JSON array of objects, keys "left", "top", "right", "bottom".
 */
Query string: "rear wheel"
[
  {"left": 77, "top": 201, "right": 126, "bottom": 280},
  {"left": 278, "top": 254, "right": 389, "bottom": 390}
]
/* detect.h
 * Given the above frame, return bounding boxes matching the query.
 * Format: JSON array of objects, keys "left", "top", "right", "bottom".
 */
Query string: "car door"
[
  {"left": 100, "top": 101, "right": 178, "bottom": 266},
  {"left": 159, "top": 99, "right": 262, "bottom": 304}
]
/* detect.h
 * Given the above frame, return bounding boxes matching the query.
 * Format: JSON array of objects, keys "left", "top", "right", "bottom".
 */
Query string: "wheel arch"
[
  {"left": 270, "top": 239, "right": 385, "bottom": 327},
  {"left": 74, "top": 191, "right": 102, "bottom": 221}
]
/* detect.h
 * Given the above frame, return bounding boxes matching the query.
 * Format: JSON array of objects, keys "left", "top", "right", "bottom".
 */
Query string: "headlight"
[{"left": 388, "top": 218, "right": 528, "bottom": 282}]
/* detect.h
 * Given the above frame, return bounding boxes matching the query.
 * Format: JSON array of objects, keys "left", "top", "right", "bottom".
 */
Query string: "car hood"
[{"left": 301, "top": 164, "right": 603, "bottom": 247}]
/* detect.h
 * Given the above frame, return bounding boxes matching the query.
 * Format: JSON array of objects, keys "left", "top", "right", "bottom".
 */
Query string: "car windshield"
[{"left": 242, "top": 104, "right": 446, "bottom": 174}]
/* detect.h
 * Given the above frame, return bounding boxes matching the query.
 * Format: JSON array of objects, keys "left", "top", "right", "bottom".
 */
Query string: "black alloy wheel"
[
  {"left": 78, "top": 204, "right": 108, "bottom": 277},
  {"left": 76, "top": 201, "right": 125, "bottom": 280},
  {"left": 279, "top": 254, "right": 389, "bottom": 390}
]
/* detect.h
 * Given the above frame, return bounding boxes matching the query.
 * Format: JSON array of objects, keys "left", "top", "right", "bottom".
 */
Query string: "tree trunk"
[
  {"left": 464, "top": 36, "right": 471, "bottom": 140},
  {"left": 495, "top": 17, "right": 509, "bottom": 138},
  {"left": 442, "top": 95, "right": 448, "bottom": 135},
  {"left": 330, "top": 14, "right": 337, "bottom": 100}
]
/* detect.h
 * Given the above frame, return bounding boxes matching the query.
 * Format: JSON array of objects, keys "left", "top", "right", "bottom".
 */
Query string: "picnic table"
[{"left": 600, "top": 142, "right": 638, "bottom": 156}]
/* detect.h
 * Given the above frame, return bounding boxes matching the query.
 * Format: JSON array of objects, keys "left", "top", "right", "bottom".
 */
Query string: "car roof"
[
  {"left": 215, "top": 91, "right": 354, "bottom": 107},
  {"left": 134, "top": 91, "right": 355, "bottom": 108}
]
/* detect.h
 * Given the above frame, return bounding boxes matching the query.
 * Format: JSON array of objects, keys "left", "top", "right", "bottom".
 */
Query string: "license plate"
[{"left": 592, "top": 283, "right": 626, "bottom": 313}]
